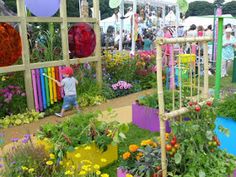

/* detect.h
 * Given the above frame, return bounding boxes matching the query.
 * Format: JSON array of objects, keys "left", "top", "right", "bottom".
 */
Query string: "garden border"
[{"left": 0, "top": 0, "right": 102, "bottom": 110}]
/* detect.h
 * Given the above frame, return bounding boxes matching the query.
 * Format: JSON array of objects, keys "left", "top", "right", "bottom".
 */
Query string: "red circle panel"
[
  {"left": 68, "top": 23, "right": 96, "bottom": 58},
  {"left": 0, "top": 23, "right": 22, "bottom": 67}
]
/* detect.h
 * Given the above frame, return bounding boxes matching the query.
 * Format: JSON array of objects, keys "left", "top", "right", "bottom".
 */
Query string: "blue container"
[{"left": 215, "top": 117, "right": 236, "bottom": 156}]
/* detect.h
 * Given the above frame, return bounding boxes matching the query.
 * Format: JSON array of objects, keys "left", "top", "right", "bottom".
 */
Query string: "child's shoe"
[{"left": 55, "top": 113, "right": 63, "bottom": 118}]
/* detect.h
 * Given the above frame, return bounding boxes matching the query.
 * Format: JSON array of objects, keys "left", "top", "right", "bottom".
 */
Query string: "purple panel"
[
  {"left": 25, "top": 0, "right": 60, "bottom": 17},
  {"left": 31, "top": 70, "right": 39, "bottom": 112},
  {"left": 36, "top": 69, "right": 43, "bottom": 112},
  {"left": 132, "top": 103, "right": 171, "bottom": 132}
]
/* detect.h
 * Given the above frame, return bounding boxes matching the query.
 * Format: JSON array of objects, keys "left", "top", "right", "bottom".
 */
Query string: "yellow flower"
[
  {"left": 75, "top": 147, "right": 79, "bottom": 150},
  {"left": 93, "top": 164, "right": 100, "bottom": 170},
  {"left": 49, "top": 153, "right": 55, "bottom": 159},
  {"left": 101, "top": 173, "right": 109, "bottom": 177},
  {"left": 59, "top": 161, "right": 63, "bottom": 165},
  {"left": 100, "top": 158, "right": 107, "bottom": 163},
  {"left": 28, "top": 168, "right": 35, "bottom": 173},
  {"left": 75, "top": 153, "right": 81, "bottom": 158},
  {"left": 1, "top": 76, "right": 6, "bottom": 81},
  {"left": 129, "top": 144, "right": 139, "bottom": 152},
  {"left": 122, "top": 152, "right": 131, "bottom": 160},
  {"left": 21, "top": 166, "right": 28, "bottom": 171},
  {"left": 96, "top": 170, "right": 101, "bottom": 175},
  {"left": 65, "top": 170, "right": 74, "bottom": 175},
  {"left": 81, "top": 160, "right": 92, "bottom": 164},
  {"left": 126, "top": 174, "right": 133, "bottom": 177},
  {"left": 84, "top": 146, "right": 91, "bottom": 150},
  {"left": 46, "top": 160, "right": 53, "bottom": 166},
  {"left": 79, "top": 170, "right": 86, "bottom": 175}
]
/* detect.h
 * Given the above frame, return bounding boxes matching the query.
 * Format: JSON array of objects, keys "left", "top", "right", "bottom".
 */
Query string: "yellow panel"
[
  {"left": 178, "top": 54, "right": 196, "bottom": 64},
  {"left": 51, "top": 67, "right": 57, "bottom": 102},
  {"left": 48, "top": 68, "right": 54, "bottom": 104}
]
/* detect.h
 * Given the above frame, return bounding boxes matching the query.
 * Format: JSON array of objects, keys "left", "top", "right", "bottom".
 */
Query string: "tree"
[
  {"left": 223, "top": 1, "right": 236, "bottom": 17},
  {"left": 214, "top": 0, "right": 225, "bottom": 7},
  {"left": 185, "top": 1, "right": 214, "bottom": 17}
]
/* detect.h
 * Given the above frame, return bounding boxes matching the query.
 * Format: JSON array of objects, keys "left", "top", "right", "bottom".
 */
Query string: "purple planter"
[{"left": 132, "top": 103, "right": 171, "bottom": 132}]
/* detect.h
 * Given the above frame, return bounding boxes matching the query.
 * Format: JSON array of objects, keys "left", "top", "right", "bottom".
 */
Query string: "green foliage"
[
  {"left": 216, "top": 94, "right": 236, "bottom": 120},
  {"left": 168, "top": 103, "right": 236, "bottom": 176},
  {"left": 137, "top": 91, "right": 189, "bottom": 112},
  {"left": 185, "top": 1, "right": 214, "bottom": 17},
  {"left": 37, "top": 111, "right": 129, "bottom": 158},
  {"left": 223, "top": 1, "right": 236, "bottom": 17},
  {"left": 2, "top": 141, "right": 65, "bottom": 177},
  {"left": 0, "top": 110, "right": 44, "bottom": 128}
]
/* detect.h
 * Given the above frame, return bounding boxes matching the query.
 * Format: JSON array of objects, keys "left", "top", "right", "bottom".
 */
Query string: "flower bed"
[{"left": 132, "top": 103, "right": 171, "bottom": 132}]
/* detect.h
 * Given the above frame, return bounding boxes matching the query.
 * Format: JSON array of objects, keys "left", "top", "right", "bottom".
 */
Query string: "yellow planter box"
[{"left": 37, "top": 139, "right": 118, "bottom": 168}]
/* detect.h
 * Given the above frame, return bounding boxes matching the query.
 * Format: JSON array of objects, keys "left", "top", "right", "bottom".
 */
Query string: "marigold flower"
[
  {"left": 129, "top": 144, "right": 139, "bottom": 152},
  {"left": 96, "top": 170, "right": 101, "bottom": 175},
  {"left": 65, "top": 170, "right": 74, "bottom": 175},
  {"left": 46, "top": 160, "right": 53, "bottom": 166},
  {"left": 122, "top": 152, "right": 131, "bottom": 160},
  {"left": 49, "top": 153, "right": 55, "bottom": 159},
  {"left": 94, "top": 164, "right": 100, "bottom": 170},
  {"left": 75, "top": 153, "right": 81, "bottom": 158},
  {"left": 79, "top": 170, "right": 86, "bottom": 175},
  {"left": 84, "top": 146, "right": 91, "bottom": 150},
  {"left": 101, "top": 173, "right": 109, "bottom": 177},
  {"left": 141, "top": 139, "right": 153, "bottom": 146},
  {"left": 100, "top": 158, "right": 107, "bottom": 163},
  {"left": 59, "top": 161, "right": 63, "bottom": 165}
]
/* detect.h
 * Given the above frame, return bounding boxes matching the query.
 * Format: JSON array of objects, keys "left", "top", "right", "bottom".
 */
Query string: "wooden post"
[
  {"left": 60, "top": 0, "right": 70, "bottom": 66},
  {"left": 156, "top": 40, "right": 167, "bottom": 177},
  {"left": 17, "top": 0, "right": 34, "bottom": 109},
  {"left": 93, "top": 0, "right": 102, "bottom": 86},
  {"left": 203, "top": 41, "right": 209, "bottom": 99}
]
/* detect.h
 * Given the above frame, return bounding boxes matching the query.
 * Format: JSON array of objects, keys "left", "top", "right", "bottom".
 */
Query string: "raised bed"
[
  {"left": 132, "top": 103, "right": 171, "bottom": 132},
  {"left": 215, "top": 117, "right": 236, "bottom": 177},
  {"left": 37, "top": 139, "right": 118, "bottom": 168}
]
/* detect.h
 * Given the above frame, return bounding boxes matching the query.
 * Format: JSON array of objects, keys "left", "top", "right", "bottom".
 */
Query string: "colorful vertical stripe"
[{"left": 31, "top": 66, "right": 64, "bottom": 112}]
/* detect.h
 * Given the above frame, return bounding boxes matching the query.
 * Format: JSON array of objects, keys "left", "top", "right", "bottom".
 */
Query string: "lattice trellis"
[
  {"left": 0, "top": 0, "right": 102, "bottom": 110},
  {"left": 155, "top": 36, "right": 213, "bottom": 177}
]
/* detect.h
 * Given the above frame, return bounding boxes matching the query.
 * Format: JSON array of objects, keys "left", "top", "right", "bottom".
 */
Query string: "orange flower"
[
  {"left": 136, "top": 155, "right": 141, "bottom": 161},
  {"left": 122, "top": 152, "right": 131, "bottom": 160},
  {"left": 129, "top": 144, "right": 139, "bottom": 152},
  {"left": 141, "top": 139, "right": 153, "bottom": 146},
  {"left": 165, "top": 133, "right": 170, "bottom": 140}
]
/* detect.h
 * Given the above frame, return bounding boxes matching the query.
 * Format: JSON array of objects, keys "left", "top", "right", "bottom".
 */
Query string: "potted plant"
[
  {"left": 37, "top": 111, "right": 129, "bottom": 168},
  {"left": 132, "top": 91, "right": 189, "bottom": 132}
]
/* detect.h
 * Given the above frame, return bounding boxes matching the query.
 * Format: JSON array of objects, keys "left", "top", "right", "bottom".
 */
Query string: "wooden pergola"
[{"left": 0, "top": 0, "right": 102, "bottom": 110}]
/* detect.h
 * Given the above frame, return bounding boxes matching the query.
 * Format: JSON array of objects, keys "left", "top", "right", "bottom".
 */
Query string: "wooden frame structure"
[
  {"left": 0, "top": 0, "right": 102, "bottom": 110},
  {"left": 155, "top": 36, "right": 212, "bottom": 177}
]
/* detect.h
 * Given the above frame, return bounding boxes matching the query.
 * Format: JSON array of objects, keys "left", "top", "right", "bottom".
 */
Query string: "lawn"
[{"left": 101, "top": 124, "right": 159, "bottom": 176}]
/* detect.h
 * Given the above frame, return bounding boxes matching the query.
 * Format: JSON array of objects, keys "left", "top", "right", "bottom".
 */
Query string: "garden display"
[{"left": 36, "top": 111, "right": 129, "bottom": 168}]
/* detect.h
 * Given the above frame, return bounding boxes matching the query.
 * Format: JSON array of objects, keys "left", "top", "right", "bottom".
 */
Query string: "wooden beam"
[
  {"left": 70, "top": 56, "right": 98, "bottom": 64},
  {"left": 67, "top": 17, "right": 97, "bottom": 23},
  {"left": 156, "top": 36, "right": 212, "bottom": 45},
  {"left": 0, "top": 65, "right": 25, "bottom": 74},
  {"left": 60, "top": 0, "right": 70, "bottom": 66},
  {"left": 203, "top": 42, "right": 209, "bottom": 99},
  {"left": 26, "top": 17, "right": 63, "bottom": 23},
  {"left": 29, "top": 60, "right": 66, "bottom": 69},
  {"left": 17, "top": 0, "right": 35, "bottom": 109},
  {"left": 0, "top": 16, "right": 21, "bottom": 22},
  {"left": 93, "top": 0, "right": 102, "bottom": 86}
]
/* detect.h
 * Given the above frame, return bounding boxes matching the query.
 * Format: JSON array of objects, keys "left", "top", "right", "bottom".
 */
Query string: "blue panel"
[{"left": 215, "top": 117, "right": 236, "bottom": 156}]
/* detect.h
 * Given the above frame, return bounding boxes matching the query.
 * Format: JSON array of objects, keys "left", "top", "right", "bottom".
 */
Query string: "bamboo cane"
[
  {"left": 197, "top": 44, "right": 201, "bottom": 102},
  {"left": 203, "top": 42, "right": 209, "bottom": 99},
  {"left": 156, "top": 42, "right": 167, "bottom": 177},
  {"left": 156, "top": 36, "right": 212, "bottom": 45},
  {"left": 43, "top": 73, "right": 59, "bottom": 83}
]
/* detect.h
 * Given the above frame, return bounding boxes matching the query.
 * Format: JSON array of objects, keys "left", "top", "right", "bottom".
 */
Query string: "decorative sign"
[
  {"left": 0, "top": 23, "right": 22, "bottom": 67},
  {"left": 68, "top": 23, "right": 96, "bottom": 58},
  {"left": 25, "top": 0, "right": 60, "bottom": 17},
  {"left": 109, "top": 0, "right": 121, "bottom": 9}
]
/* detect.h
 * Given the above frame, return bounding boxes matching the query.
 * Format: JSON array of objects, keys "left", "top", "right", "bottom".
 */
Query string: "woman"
[
  {"left": 222, "top": 27, "right": 236, "bottom": 77},
  {"left": 197, "top": 25, "right": 204, "bottom": 37},
  {"left": 143, "top": 34, "right": 152, "bottom": 51}
]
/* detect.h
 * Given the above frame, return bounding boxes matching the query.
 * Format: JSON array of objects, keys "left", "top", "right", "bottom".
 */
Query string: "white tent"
[
  {"left": 183, "top": 14, "right": 236, "bottom": 30},
  {"left": 165, "top": 10, "right": 177, "bottom": 26}
]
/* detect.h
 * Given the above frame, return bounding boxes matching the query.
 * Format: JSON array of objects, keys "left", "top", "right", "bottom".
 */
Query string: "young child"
[{"left": 55, "top": 66, "right": 80, "bottom": 117}]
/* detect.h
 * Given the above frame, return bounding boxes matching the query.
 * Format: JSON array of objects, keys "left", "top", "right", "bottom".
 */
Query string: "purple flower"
[
  {"left": 24, "top": 134, "right": 30, "bottom": 138},
  {"left": 11, "top": 138, "right": 19, "bottom": 142},
  {"left": 22, "top": 138, "right": 29, "bottom": 144},
  {"left": 0, "top": 164, "right": 3, "bottom": 168},
  {"left": 10, "top": 161, "right": 16, "bottom": 165}
]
